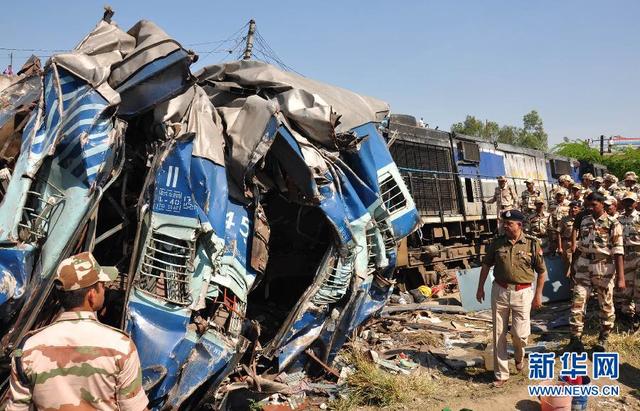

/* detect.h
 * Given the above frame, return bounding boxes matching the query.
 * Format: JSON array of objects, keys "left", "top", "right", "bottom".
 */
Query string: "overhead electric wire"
[{"left": 251, "top": 29, "right": 303, "bottom": 76}]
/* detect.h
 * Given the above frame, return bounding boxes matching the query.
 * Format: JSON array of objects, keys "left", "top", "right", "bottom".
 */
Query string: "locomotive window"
[
  {"left": 380, "top": 172, "right": 407, "bottom": 214},
  {"left": 550, "top": 159, "right": 571, "bottom": 178},
  {"left": 465, "top": 178, "right": 474, "bottom": 202},
  {"left": 458, "top": 142, "right": 480, "bottom": 163}
]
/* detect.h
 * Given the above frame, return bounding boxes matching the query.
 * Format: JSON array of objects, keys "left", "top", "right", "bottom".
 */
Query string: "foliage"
[
  {"left": 451, "top": 110, "right": 548, "bottom": 150},
  {"left": 552, "top": 140, "right": 640, "bottom": 178}
]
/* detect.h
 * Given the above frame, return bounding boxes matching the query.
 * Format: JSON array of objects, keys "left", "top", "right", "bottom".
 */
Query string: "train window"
[
  {"left": 380, "top": 172, "right": 407, "bottom": 214},
  {"left": 464, "top": 178, "right": 474, "bottom": 202},
  {"left": 458, "top": 142, "right": 480, "bottom": 163},
  {"left": 550, "top": 159, "right": 571, "bottom": 178}
]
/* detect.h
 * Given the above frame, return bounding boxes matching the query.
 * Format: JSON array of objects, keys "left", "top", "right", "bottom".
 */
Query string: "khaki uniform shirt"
[
  {"left": 558, "top": 215, "right": 576, "bottom": 240},
  {"left": 483, "top": 233, "right": 546, "bottom": 284},
  {"left": 526, "top": 211, "right": 550, "bottom": 238},
  {"left": 606, "top": 184, "right": 624, "bottom": 198},
  {"left": 5, "top": 311, "right": 148, "bottom": 411},
  {"left": 487, "top": 185, "right": 517, "bottom": 210},
  {"left": 619, "top": 210, "right": 640, "bottom": 248},
  {"left": 520, "top": 189, "right": 542, "bottom": 214},
  {"left": 576, "top": 213, "right": 624, "bottom": 257}
]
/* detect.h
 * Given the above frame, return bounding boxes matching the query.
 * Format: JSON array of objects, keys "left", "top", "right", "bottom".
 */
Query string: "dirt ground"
[{"left": 320, "top": 297, "right": 640, "bottom": 411}]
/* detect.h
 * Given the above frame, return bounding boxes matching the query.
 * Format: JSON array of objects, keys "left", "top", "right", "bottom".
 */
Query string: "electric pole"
[
  {"left": 599, "top": 134, "right": 604, "bottom": 156},
  {"left": 243, "top": 19, "right": 256, "bottom": 60}
]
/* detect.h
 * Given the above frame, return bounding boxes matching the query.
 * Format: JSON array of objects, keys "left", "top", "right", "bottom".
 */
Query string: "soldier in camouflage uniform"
[
  {"left": 604, "top": 174, "right": 623, "bottom": 198},
  {"left": 581, "top": 173, "right": 595, "bottom": 197},
  {"left": 570, "top": 184, "right": 584, "bottom": 204},
  {"left": 623, "top": 172, "right": 640, "bottom": 194},
  {"left": 567, "top": 192, "right": 625, "bottom": 352},
  {"left": 4, "top": 252, "right": 149, "bottom": 411},
  {"left": 615, "top": 192, "right": 640, "bottom": 321},
  {"left": 549, "top": 191, "right": 570, "bottom": 253},
  {"left": 557, "top": 201, "right": 581, "bottom": 275},
  {"left": 594, "top": 176, "right": 607, "bottom": 196},
  {"left": 520, "top": 178, "right": 542, "bottom": 218},
  {"left": 558, "top": 174, "right": 574, "bottom": 195},
  {"left": 605, "top": 196, "right": 619, "bottom": 218},
  {"left": 525, "top": 199, "right": 550, "bottom": 252}
]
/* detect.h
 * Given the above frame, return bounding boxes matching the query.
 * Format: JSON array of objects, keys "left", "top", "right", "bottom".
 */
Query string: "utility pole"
[
  {"left": 599, "top": 134, "right": 604, "bottom": 156},
  {"left": 243, "top": 19, "right": 256, "bottom": 60}
]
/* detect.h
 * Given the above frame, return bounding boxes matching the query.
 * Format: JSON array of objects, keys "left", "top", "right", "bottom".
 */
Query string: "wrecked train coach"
[{"left": 0, "top": 14, "right": 419, "bottom": 409}]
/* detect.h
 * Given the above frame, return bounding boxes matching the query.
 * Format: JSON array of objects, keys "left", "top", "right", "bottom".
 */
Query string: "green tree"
[
  {"left": 520, "top": 110, "right": 548, "bottom": 151},
  {"left": 451, "top": 116, "right": 485, "bottom": 138},
  {"left": 552, "top": 140, "right": 640, "bottom": 179},
  {"left": 450, "top": 110, "right": 548, "bottom": 150},
  {"left": 497, "top": 125, "right": 519, "bottom": 145}
]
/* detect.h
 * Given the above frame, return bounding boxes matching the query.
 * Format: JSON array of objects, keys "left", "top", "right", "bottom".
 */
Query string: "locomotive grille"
[
  {"left": 458, "top": 141, "right": 480, "bottom": 163},
  {"left": 550, "top": 159, "right": 571, "bottom": 177},
  {"left": 390, "top": 140, "right": 458, "bottom": 215}
]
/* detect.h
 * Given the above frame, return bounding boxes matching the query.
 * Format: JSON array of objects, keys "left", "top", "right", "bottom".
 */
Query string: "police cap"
[{"left": 501, "top": 209, "right": 526, "bottom": 222}]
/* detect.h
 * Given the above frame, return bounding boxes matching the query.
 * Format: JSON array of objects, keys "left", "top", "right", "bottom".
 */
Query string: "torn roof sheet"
[{"left": 197, "top": 60, "right": 390, "bottom": 148}]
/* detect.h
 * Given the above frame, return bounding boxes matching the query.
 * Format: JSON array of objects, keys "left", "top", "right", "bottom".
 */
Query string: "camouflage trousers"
[
  {"left": 613, "top": 253, "right": 640, "bottom": 316},
  {"left": 570, "top": 256, "right": 615, "bottom": 337}
]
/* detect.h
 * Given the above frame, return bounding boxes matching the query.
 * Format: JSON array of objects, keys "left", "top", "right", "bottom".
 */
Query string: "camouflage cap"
[
  {"left": 623, "top": 191, "right": 638, "bottom": 202},
  {"left": 604, "top": 196, "right": 617, "bottom": 206},
  {"left": 558, "top": 174, "right": 573, "bottom": 183},
  {"left": 594, "top": 176, "right": 604, "bottom": 183},
  {"left": 604, "top": 173, "right": 618, "bottom": 183},
  {"left": 55, "top": 252, "right": 118, "bottom": 291},
  {"left": 571, "top": 184, "right": 582, "bottom": 191},
  {"left": 524, "top": 178, "right": 534, "bottom": 184},
  {"left": 535, "top": 198, "right": 545, "bottom": 204},
  {"left": 497, "top": 175, "right": 507, "bottom": 182},
  {"left": 581, "top": 173, "right": 594, "bottom": 181},
  {"left": 569, "top": 200, "right": 582, "bottom": 208},
  {"left": 624, "top": 171, "right": 637, "bottom": 181}
]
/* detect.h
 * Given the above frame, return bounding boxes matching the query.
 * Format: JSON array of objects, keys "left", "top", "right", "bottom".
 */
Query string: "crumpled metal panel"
[{"left": 0, "top": 14, "right": 420, "bottom": 409}]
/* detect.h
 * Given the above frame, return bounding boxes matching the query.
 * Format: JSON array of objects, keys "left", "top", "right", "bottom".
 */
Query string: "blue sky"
[{"left": 1, "top": 1, "right": 638, "bottom": 147}]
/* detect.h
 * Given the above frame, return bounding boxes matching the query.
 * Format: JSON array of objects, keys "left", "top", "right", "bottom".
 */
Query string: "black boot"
[
  {"left": 593, "top": 332, "right": 609, "bottom": 353},
  {"left": 564, "top": 336, "right": 584, "bottom": 353}
]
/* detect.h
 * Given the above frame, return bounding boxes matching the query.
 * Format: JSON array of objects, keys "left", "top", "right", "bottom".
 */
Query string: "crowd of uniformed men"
[{"left": 478, "top": 170, "right": 640, "bottom": 387}]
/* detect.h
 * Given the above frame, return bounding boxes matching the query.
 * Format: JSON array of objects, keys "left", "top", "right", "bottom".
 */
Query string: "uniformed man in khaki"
[
  {"left": 581, "top": 173, "right": 595, "bottom": 196},
  {"left": 567, "top": 192, "right": 625, "bottom": 352},
  {"left": 623, "top": 172, "right": 640, "bottom": 194},
  {"left": 520, "top": 178, "right": 541, "bottom": 218},
  {"left": 4, "top": 252, "right": 149, "bottom": 411},
  {"left": 525, "top": 199, "right": 550, "bottom": 252},
  {"left": 476, "top": 210, "right": 546, "bottom": 387},
  {"left": 615, "top": 192, "right": 640, "bottom": 321},
  {"left": 485, "top": 175, "right": 517, "bottom": 234}
]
